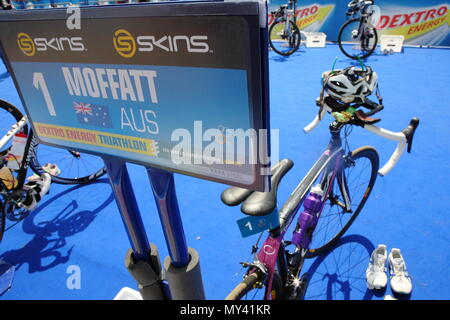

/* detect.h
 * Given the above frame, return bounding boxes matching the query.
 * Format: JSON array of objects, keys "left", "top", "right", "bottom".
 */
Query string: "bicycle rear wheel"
[
  {"left": 29, "top": 144, "right": 106, "bottom": 185},
  {"left": 0, "top": 99, "right": 105, "bottom": 185},
  {"left": 269, "top": 19, "right": 301, "bottom": 56},
  {"left": 338, "top": 18, "right": 378, "bottom": 60},
  {"left": 306, "top": 146, "right": 379, "bottom": 258},
  {"left": 225, "top": 270, "right": 285, "bottom": 300}
]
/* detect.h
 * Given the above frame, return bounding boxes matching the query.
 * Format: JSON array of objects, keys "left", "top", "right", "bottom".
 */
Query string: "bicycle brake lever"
[{"left": 402, "top": 118, "right": 420, "bottom": 153}]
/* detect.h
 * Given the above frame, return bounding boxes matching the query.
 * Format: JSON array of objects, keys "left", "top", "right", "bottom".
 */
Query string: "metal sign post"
[
  {"left": 103, "top": 157, "right": 167, "bottom": 299},
  {"left": 147, "top": 167, "right": 205, "bottom": 299}
]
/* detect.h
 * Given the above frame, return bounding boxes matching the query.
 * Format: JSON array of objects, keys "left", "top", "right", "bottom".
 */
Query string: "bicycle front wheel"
[
  {"left": 29, "top": 144, "right": 106, "bottom": 185},
  {"left": 269, "top": 19, "right": 301, "bottom": 56},
  {"left": 338, "top": 18, "right": 378, "bottom": 60},
  {"left": 225, "top": 270, "right": 285, "bottom": 300},
  {"left": 306, "top": 146, "right": 379, "bottom": 258}
]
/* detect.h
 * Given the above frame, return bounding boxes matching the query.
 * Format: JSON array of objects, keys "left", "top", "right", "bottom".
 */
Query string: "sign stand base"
[
  {"left": 125, "top": 243, "right": 167, "bottom": 300},
  {"left": 164, "top": 247, "right": 205, "bottom": 300}
]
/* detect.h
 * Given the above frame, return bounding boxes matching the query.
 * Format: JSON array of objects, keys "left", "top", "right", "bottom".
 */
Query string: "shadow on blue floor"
[
  {"left": 0, "top": 71, "right": 9, "bottom": 83},
  {"left": 269, "top": 48, "right": 306, "bottom": 63},
  {"left": 304, "top": 234, "right": 412, "bottom": 300},
  {"left": 304, "top": 234, "right": 375, "bottom": 300},
  {"left": 0, "top": 179, "right": 114, "bottom": 274}
]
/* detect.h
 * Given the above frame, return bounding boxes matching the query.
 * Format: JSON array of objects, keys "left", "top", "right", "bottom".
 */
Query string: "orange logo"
[
  {"left": 113, "top": 29, "right": 136, "bottom": 58},
  {"left": 17, "top": 32, "right": 35, "bottom": 57}
]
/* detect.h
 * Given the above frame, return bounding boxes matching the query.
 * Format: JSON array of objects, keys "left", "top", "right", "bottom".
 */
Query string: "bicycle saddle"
[{"left": 221, "top": 158, "right": 294, "bottom": 216}]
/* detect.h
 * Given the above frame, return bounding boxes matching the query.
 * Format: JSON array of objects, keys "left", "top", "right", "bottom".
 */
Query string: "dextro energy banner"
[
  {"left": 0, "top": 2, "right": 270, "bottom": 191},
  {"left": 375, "top": 3, "right": 450, "bottom": 46},
  {"left": 268, "top": 0, "right": 450, "bottom": 46}
]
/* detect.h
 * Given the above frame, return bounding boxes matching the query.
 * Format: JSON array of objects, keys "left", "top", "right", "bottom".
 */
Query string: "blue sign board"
[{"left": 0, "top": 2, "right": 271, "bottom": 191}]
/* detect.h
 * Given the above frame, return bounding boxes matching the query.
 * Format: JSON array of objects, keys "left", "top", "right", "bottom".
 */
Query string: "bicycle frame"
[
  {"left": 351, "top": 3, "right": 374, "bottom": 41},
  {"left": 0, "top": 116, "right": 35, "bottom": 202},
  {"left": 250, "top": 126, "right": 350, "bottom": 300},
  {"left": 274, "top": 0, "right": 297, "bottom": 36}
]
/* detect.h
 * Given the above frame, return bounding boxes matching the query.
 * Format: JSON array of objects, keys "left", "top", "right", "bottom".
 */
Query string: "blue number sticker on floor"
[{"left": 236, "top": 209, "right": 280, "bottom": 238}]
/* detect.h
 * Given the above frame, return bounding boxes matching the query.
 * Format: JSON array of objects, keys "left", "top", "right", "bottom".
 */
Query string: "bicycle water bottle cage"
[{"left": 221, "top": 159, "right": 294, "bottom": 216}]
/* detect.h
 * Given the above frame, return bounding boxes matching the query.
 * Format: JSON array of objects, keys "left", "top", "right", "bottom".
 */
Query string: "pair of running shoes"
[{"left": 366, "top": 244, "right": 413, "bottom": 295}]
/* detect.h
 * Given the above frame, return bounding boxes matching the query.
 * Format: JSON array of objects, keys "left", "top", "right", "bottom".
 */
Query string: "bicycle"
[
  {"left": 0, "top": 99, "right": 106, "bottom": 241},
  {"left": 268, "top": 0, "right": 301, "bottom": 56},
  {"left": 338, "top": 0, "right": 379, "bottom": 60},
  {"left": 221, "top": 66, "right": 419, "bottom": 300}
]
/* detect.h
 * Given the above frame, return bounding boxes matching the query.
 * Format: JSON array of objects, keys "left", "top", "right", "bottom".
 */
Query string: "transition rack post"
[
  {"left": 147, "top": 167, "right": 205, "bottom": 300},
  {"left": 103, "top": 157, "right": 166, "bottom": 300}
]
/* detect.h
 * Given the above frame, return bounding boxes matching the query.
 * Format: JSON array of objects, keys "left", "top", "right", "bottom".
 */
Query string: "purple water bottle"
[{"left": 292, "top": 185, "right": 323, "bottom": 248}]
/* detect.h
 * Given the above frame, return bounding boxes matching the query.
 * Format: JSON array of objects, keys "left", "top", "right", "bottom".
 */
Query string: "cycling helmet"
[{"left": 322, "top": 66, "right": 378, "bottom": 104}]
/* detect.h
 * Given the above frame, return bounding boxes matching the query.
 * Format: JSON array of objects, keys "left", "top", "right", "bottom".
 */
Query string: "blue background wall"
[{"left": 268, "top": 0, "right": 450, "bottom": 46}]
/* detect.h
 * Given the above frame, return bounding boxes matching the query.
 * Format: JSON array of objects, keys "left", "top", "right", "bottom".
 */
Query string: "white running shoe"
[
  {"left": 27, "top": 163, "right": 60, "bottom": 182},
  {"left": 389, "top": 248, "right": 412, "bottom": 295},
  {"left": 21, "top": 173, "right": 51, "bottom": 211},
  {"left": 366, "top": 244, "right": 388, "bottom": 290}
]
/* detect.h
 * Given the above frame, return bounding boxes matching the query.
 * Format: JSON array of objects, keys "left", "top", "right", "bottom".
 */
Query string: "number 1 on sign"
[
  {"left": 33, "top": 72, "right": 56, "bottom": 116},
  {"left": 245, "top": 221, "right": 253, "bottom": 231}
]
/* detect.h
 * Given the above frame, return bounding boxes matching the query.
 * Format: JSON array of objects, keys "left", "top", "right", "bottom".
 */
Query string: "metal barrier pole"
[
  {"left": 146, "top": 167, "right": 205, "bottom": 300},
  {"left": 103, "top": 157, "right": 166, "bottom": 300}
]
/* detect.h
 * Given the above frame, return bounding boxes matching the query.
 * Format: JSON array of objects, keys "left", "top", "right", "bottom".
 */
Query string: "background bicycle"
[
  {"left": 221, "top": 66, "right": 419, "bottom": 300},
  {"left": 338, "top": 0, "right": 380, "bottom": 60},
  {"left": 0, "top": 99, "right": 106, "bottom": 242},
  {"left": 269, "top": 0, "right": 301, "bottom": 56}
]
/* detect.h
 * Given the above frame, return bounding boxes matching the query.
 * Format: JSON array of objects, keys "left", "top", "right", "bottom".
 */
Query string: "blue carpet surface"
[{"left": 0, "top": 43, "right": 449, "bottom": 300}]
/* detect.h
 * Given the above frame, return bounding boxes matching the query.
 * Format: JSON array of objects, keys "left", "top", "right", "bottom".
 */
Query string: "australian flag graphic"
[{"left": 74, "top": 102, "right": 113, "bottom": 128}]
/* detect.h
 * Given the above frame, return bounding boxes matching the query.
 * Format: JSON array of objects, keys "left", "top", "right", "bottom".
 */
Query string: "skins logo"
[
  {"left": 113, "top": 29, "right": 136, "bottom": 58},
  {"left": 16, "top": 32, "right": 85, "bottom": 55},
  {"left": 17, "top": 32, "right": 35, "bottom": 56},
  {"left": 112, "top": 28, "right": 210, "bottom": 58}
]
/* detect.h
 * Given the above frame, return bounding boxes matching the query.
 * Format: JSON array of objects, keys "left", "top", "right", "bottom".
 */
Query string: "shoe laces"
[
  {"left": 371, "top": 254, "right": 386, "bottom": 272},
  {"left": 391, "top": 258, "right": 408, "bottom": 278}
]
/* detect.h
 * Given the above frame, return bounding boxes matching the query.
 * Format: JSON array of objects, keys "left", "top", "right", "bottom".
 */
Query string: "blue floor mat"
[{"left": 0, "top": 43, "right": 449, "bottom": 300}]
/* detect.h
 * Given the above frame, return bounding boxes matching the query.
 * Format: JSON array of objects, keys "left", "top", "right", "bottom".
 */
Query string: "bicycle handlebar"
[
  {"left": 303, "top": 106, "right": 419, "bottom": 176},
  {"left": 364, "top": 124, "right": 407, "bottom": 176},
  {"left": 303, "top": 103, "right": 329, "bottom": 133}
]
